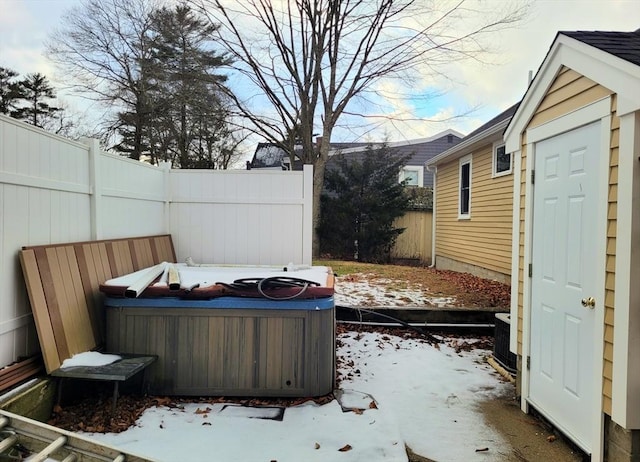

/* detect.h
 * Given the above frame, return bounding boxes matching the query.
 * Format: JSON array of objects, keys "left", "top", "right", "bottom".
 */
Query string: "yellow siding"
[
  {"left": 435, "top": 143, "right": 513, "bottom": 276},
  {"left": 516, "top": 66, "right": 617, "bottom": 415},
  {"left": 603, "top": 95, "right": 619, "bottom": 415}
]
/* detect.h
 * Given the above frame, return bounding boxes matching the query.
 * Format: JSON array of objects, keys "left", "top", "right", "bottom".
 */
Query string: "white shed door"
[{"left": 529, "top": 121, "right": 600, "bottom": 452}]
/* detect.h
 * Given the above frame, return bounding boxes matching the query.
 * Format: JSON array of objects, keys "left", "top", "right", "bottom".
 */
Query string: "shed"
[
  {"left": 504, "top": 28, "right": 640, "bottom": 462},
  {"left": 426, "top": 104, "right": 518, "bottom": 284}
]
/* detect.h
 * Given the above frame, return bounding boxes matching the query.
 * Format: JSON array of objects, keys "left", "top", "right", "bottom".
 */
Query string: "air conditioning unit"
[{"left": 493, "top": 313, "right": 517, "bottom": 374}]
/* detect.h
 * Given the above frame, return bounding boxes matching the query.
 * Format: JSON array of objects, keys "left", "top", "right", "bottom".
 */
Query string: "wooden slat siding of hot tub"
[
  {"left": 305, "top": 309, "right": 335, "bottom": 395},
  {"left": 259, "top": 316, "right": 305, "bottom": 391},
  {"left": 105, "top": 305, "right": 334, "bottom": 397}
]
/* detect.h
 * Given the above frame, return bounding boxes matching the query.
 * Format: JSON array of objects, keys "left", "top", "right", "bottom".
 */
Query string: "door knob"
[{"left": 581, "top": 297, "right": 596, "bottom": 308}]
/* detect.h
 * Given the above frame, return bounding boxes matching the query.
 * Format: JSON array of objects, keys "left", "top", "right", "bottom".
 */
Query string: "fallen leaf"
[
  {"left": 351, "top": 408, "right": 363, "bottom": 415},
  {"left": 369, "top": 401, "right": 378, "bottom": 409},
  {"left": 195, "top": 407, "right": 211, "bottom": 414},
  {"left": 547, "top": 435, "right": 556, "bottom": 442},
  {"left": 338, "top": 444, "right": 352, "bottom": 452}
]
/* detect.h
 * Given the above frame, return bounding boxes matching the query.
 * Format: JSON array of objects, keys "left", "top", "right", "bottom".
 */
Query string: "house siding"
[
  {"left": 516, "top": 66, "right": 617, "bottom": 415},
  {"left": 435, "top": 143, "right": 513, "bottom": 277}
]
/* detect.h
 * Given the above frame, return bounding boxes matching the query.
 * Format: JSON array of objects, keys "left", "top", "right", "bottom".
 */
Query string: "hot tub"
[{"left": 102, "top": 264, "right": 335, "bottom": 397}]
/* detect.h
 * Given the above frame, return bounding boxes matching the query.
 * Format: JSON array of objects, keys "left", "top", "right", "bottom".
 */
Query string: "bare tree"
[
  {"left": 191, "top": 0, "right": 528, "bottom": 256},
  {"left": 47, "top": 0, "right": 160, "bottom": 159}
]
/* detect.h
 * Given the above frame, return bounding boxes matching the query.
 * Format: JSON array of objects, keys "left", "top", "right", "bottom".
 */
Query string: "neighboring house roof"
[
  {"left": 426, "top": 103, "right": 518, "bottom": 167},
  {"left": 505, "top": 27, "right": 640, "bottom": 152},
  {"left": 249, "top": 130, "right": 464, "bottom": 184},
  {"left": 332, "top": 129, "right": 464, "bottom": 188},
  {"left": 249, "top": 141, "right": 370, "bottom": 170}
]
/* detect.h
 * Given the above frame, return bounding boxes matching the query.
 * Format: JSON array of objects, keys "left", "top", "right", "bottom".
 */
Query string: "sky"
[
  {"left": 0, "top": 0, "right": 638, "bottom": 152},
  {"left": 77, "top": 330, "right": 513, "bottom": 462}
]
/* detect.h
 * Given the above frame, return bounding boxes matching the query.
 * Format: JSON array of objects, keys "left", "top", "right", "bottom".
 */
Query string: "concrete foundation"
[
  {"left": 435, "top": 255, "right": 510, "bottom": 285},
  {"left": 606, "top": 415, "right": 640, "bottom": 462},
  {"left": 0, "top": 378, "right": 56, "bottom": 422}
]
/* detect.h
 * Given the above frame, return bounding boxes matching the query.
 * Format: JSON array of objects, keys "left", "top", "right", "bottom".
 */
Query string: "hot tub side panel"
[{"left": 105, "top": 304, "right": 335, "bottom": 397}]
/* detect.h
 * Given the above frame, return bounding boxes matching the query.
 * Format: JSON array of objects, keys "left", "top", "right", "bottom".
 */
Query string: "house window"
[
  {"left": 459, "top": 155, "right": 471, "bottom": 219},
  {"left": 493, "top": 142, "right": 511, "bottom": 177},
  {"left": 400, "top": 166, "right": 423, "bottom": 187}
]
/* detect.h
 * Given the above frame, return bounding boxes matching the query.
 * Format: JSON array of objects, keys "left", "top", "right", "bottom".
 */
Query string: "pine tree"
[
  {"left": 145, "top": 4, "right": 232, "bottom": 168},
  {"left": 0, "top": 66, "right": 24, "bottom": 115},
  {"left": 318, "top": 144, "right": 411, "bottom": 263},
  {"left": 11, "top": 73, "right": 60, "bottom": 128}
]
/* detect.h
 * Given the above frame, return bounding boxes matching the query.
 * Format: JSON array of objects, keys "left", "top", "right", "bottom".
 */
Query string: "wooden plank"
[
  {"left": 64, "top": 246, "right": 96, "bottom": 353},
  {"left": 74, "top": 244, "right": 99, "bottom": 341},
  {"left": 19, "top": 250, "right": 62, "bottom": 373},
  {"left": 37, "top": 247, "right": 70, "bottom": 367},
  {"left": 0, "top": 357, "right": 44, "bottom": 391},
  {"left": 207, "top": 317, "right": 225, "bottom": 388},
  {"left": 131, "top": 239, "right": 154, "bottom": 270}
]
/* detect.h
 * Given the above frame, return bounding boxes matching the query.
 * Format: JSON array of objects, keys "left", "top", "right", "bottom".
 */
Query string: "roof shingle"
[{"left": 561, "top": 28, "right": 640, "bottom": 67}]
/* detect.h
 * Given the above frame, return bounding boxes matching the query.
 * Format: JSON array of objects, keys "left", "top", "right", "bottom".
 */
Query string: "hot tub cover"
[{"left": 100, "top": 263, "right": 334, "bottom": 300}]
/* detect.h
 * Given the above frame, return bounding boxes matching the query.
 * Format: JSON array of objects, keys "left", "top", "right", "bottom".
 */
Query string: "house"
[
  {"left": 425, "top": 104, "right": 518, "bottom": 284},
  {"left": 248, "top": 141, "right": 369, "bottom": 170},
  {"left": 504, "top": 28, "right": 640, "bottom": 462},
  {"left": 334, "top": 129, "right": 463, "bottom": 188},
  {"left": 249, "top": 129, "right": 464, "bottom": 188}
]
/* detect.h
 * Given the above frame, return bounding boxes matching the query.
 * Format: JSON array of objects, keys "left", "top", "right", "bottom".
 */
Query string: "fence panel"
[
  {"left": 98, "top": 152, "right": 168, "bottom": 239},
  {"left": 169, "top": 166, "right": 313, "bottom": 266},
  {"left": 391, "top": 210, "right": 433, "bottom": 264},
  {"left": 0, "top": 116, "right": 93, "bottom": 368}
]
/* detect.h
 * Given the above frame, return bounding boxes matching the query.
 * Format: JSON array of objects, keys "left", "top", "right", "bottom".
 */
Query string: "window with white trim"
[
  {"left": 399, "top": 166, "right": 423, "bottom": 187},
  {"left": 459, "top": 155, "right": 471, "bottom": 219},
  {"left": 492, "top": 142, "right": 512, "bottom": 177}
]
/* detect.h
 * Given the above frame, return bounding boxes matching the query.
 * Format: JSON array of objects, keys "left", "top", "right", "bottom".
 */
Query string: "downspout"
[{"left": 426, "top": 165, "right": 437, "bottom": 268}]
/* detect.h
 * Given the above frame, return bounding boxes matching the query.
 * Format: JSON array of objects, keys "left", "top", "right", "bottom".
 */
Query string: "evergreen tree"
[
  {"left": 318, "top": 144, "right": 411, "bottom": 263},
  {"left": 11, "top": 73, "right": 60, "bottom": 128},
  {"left": 0, "top": 66, "right": 24, "bottom": 115},
  {"left": 145, "top": 4, "right": 232, "bottom": 168}
]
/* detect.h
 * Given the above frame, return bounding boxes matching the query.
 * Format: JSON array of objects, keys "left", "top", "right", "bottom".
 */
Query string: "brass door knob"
[{"left": 581, "top": 297, "right": 596, "bottom": 308}]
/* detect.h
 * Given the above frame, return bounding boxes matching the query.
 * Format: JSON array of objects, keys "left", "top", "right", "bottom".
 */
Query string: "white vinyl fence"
[{"left": 0, "top": 115, "right": 313, "bottom": 369}]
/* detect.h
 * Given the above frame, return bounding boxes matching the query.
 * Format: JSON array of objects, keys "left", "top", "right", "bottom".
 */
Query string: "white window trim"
[
  {"left": 399, "top": 165, "right": 423, "bottom": 187},
  {"left": 492, "top": 141, "right": 512, "bottom": 177},
  {"left": 458, "top": 154, "right": 472, "bottom": 219}
]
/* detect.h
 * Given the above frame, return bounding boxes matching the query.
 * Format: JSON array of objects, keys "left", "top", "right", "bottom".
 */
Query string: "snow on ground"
[
  {"left": 333, "top": 277, "right": 456, "bottom": 307},
  {"left": 85, "top": 330, "right": 512, "bottom": 462}
]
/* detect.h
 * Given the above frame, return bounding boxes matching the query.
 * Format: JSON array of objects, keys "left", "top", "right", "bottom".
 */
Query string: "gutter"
[{"left": 427, "top": 164, "right": 437, "bottom": 268}]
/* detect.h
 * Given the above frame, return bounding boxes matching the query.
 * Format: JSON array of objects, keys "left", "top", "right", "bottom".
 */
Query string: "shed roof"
[
  {"left": 505, "top": 27, "right": 640, "bottom": 153},
  {"left": 561, "top": 28, "right": 640, "bottom": 67}
]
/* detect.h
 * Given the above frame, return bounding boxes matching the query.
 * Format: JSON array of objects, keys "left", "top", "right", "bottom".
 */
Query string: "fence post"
[
  {"left": 83, "top": 138, "right": 102, "bottom": 240},
  {"left": 159, "top": 161, "right": 172, "bottom": 234},
  {"left": 302, "top": 164, "right": 313, "bottom": 265}
]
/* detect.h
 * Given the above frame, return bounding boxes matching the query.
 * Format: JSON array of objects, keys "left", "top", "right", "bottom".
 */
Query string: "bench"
[{"left": 19, "top": 234, "right": 176, "bottom": 410}]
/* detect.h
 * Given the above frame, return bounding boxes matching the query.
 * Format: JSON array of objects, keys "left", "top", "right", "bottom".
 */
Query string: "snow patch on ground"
[
  {"left": 84, "top": 331, "right": 512, "bottom": 461},
  {"left": 334, "top": 278, "right": 456, "bottom": 307}
]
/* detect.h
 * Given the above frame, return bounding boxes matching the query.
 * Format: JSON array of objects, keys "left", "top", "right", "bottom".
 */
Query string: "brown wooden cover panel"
[
  {"left": 19, "top": 250, "right": 61, "bottom": 373},
  {"left": 19, "top": 235, "right": 175, "bottom": 374}
]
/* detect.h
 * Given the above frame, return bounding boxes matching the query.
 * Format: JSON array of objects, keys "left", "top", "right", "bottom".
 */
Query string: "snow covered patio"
[{"left": 77, "top": 328, "right": 509, "bottom": 462}]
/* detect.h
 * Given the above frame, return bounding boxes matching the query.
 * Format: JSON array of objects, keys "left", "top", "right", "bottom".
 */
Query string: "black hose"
[{"left": 336, "top": 305, "right": 441, "bottom": 344}]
